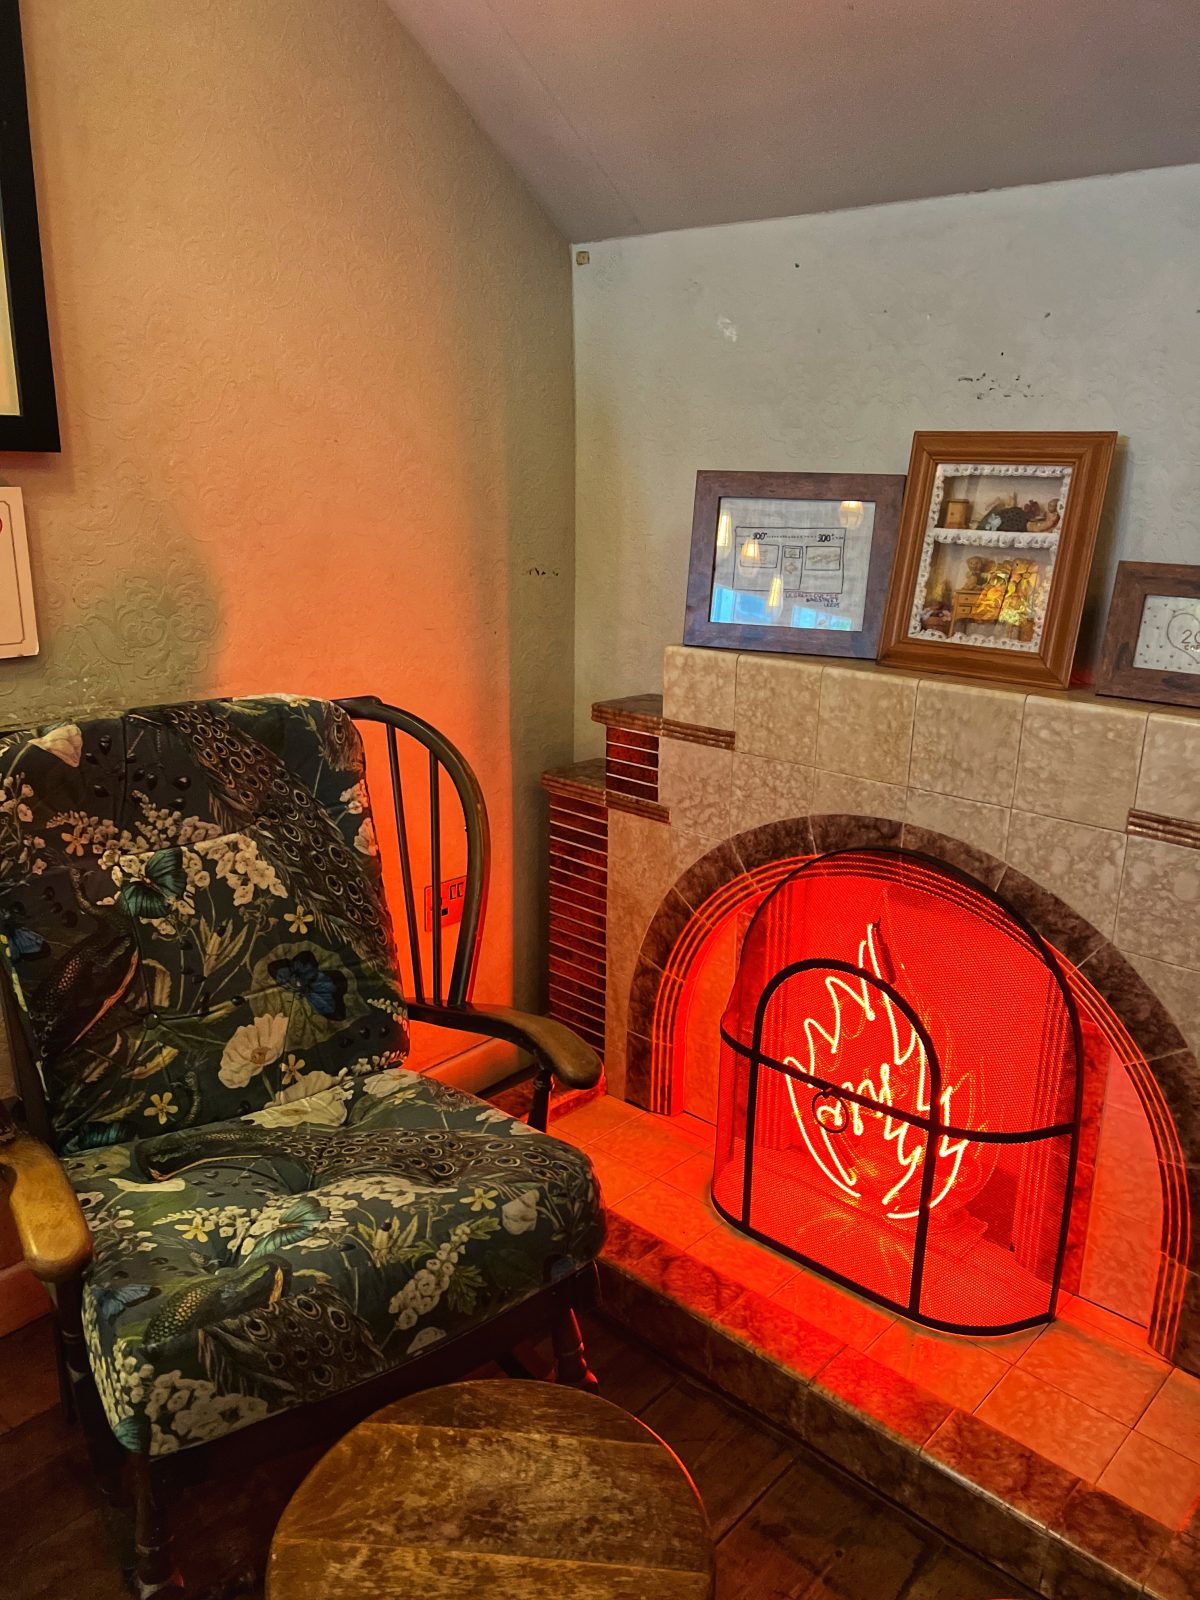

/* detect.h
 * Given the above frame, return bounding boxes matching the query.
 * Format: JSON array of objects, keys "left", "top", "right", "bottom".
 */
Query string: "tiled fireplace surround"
[{"left": 543, "top": 649, "right": 1200, "bottom": 1600}]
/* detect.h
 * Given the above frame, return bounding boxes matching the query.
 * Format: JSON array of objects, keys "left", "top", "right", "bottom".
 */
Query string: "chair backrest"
[
  {"left": 336, "top": 697, "right": 489, "bottom": 1012},
  {"left": 0, "top": 696, "right": 413, "bottom": 1152}
]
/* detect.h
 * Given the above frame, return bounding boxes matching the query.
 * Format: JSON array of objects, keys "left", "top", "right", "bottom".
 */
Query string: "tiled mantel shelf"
[{"left": 603, "top": 646, "right": 1200, "bottom": 1098}]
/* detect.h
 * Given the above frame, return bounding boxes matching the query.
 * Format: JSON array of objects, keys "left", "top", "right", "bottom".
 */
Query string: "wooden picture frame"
[
  {"left": 0, "top": 0, "right": 59, "bottom": 452},
  {"left": 683, "top": 470, "right": 905, "bottom": 658},
  {"left": 1097, "top": 562, "right": 1200, "bottom": 708},
  {"left": 878, "top": 431, "right": 1115, "bottom": 688}
]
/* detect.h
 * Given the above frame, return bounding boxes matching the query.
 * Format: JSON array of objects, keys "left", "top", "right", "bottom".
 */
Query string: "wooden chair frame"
[{"left": 0, "top": 695, "right": 602, "bottom": 1597}]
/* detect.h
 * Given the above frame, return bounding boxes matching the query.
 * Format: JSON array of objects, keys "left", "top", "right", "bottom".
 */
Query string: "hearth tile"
[
  {"left": 659, "top": 738, "right": 733, "bottom": 843},
  {"left": 1141, "top": 1050, "right": 1200, "bottom": 1168},
  {"left": 867, "top": 1320, "right": 1008, "bottom": 1412},
  {"left": 596, "top": 1260, "right": 713, "bottom": 1378},
  {"left": 587, "top": 1145, "right": 653, "bottom": 1206},
  {"left": 1173, "top": 1272, "right": 1200, "bottom": 1377},
  {"left": 1015, "top": 1320, "right": 1169, "bottom": 1427},
  {"left": 969, "top": 1320, "right": 1045, "bottom": 1361},
  {"left": 1060, "top": 1295, "right": 1154, "bottom": 1353},
  {"left": 672, "top": 837, "right": 746, "bottom": 913},
  {"left": 1098, "top": 1431, "right": 1200, "bottom": 1529},
  {"left": 663, "top": 645, "right": 738, "bottom": 732},
  {"left": 801, "top": 1382, "right": 921, "bottom": 1501},
  {"left": 624, "top": 1240, "right": 747, "bottom": 1323},
  {"left": 686, "top": 1219, "right": 800, "bottom": 1298},
  {"left": 703, "top": 1320, "right": 811, "bottom": 1431},
  {"left": 1136, "top": 1369, "right": 1200, "bottom": 1465},
  {"left": 814, "top": 1348, "right": 951, "bottom": 1447},
  {"left": 627, "top": 956, "right": 672, "bottom": 1042},
  {"left": 731, "top": 815, "right": 815, "bottom": 868},
  {"left": 1076, "top": 1199, "right": 1161, "bottom": 1329},
  {"left": 894, "top": 1444, "right": 1052, "bottom": 1593},
  {"left": 1135, "top": 713, "right": 1200, "bottom": 829},
  {"left": 909, "top": 677, "right": 1025, "bottom": 806},
  {"left": 634, "top": 886, "right": 695, "bottom": 972},
  {"left": 1144, "top": 1525, "right": 1200, "bottom": 1600},
  {"left": 1053, "top": 1484, "right": 1170, "bottom": 1585},
  {"left": 901, "top": 793, "right": 1009, "bottom": 871},
  {"left": 735, "top": 654, "right": 823, "bottom": 765},
  {"left": 621, "top": 1030, "right": 653, "bottom": 1107},
  {"left": 720, "top": 1288, "right": 844, "bottom": 1380},
  {"left": 1123, "top": 953, "right": 1200, "bottom": 1067},
  {"left": 772, "top": 1268, "right": 897, "bottom": 1353},
  {"left": 811, "top": 770, "right": 908, "bottom": 824},
  {"left": 731, "top": 753, "right": 815, "bottom": 832},
  {"left": 555, "top": 1092, "right": 644, "bottom": 1145},
  {"left": 1077, "top": 943, "right": 1191, "bottom": 1066},
  {"left": 992, "top": 864, "right": 1107, "bottom": 965},
  {"left": 1015, "top": 696, "right": 1146, "bottom": 832},
  {"left": 975, "top": 1365, "right": 1129, "bottom": 1481},
  {"left": 613, "top": 1178, "right": 719, "bottom": 1251},
  {"left": 924, "top": 1408, "right": 1079, "bottom": 1530},
  {"left": 1117, "top": 835, "right": 1200, "bottom": 971},
  {"left": 1038, "top": 1533, "right": 1148, "bottom": 1600},
  {"left": 1005, "top": 810, "right": 1126, "bottom": 939},
  {"left": 659, "top": 1150, "right": 717, "bottom": 1203},
  {"left": 600, "top": 1210, "right": 662, "bottom": 1267},
  {"left": 809, "top": 808, "right": 905, "bottom": 852},
  {"left": 816, "top": 664, "right": 917, "bottom": 785}
]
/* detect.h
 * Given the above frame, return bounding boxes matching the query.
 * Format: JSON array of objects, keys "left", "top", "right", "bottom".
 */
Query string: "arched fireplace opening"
[{"left": 712, "top": 847, "right": 1082, "bottom": 1336}]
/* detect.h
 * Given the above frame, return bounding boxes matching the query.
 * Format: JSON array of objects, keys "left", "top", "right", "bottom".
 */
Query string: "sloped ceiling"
[{"left": 387, "top": 0, "right": 1200, "bottom": 241}]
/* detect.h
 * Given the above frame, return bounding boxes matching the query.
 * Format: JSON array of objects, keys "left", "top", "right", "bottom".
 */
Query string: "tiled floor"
[
  {"left": 553, "top": 1096, "right": 1200, "bottom": 1532},
  {"left": 0, "top": 1310, "right": 1035, "bottom": 1600}
]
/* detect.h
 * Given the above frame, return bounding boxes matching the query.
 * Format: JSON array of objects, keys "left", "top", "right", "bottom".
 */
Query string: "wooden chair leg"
[
  {"left": 129, "top": 1452, "right": 181, "bottom": 1599},
  {"left": 551, "top": 1305, "right": 598, "bottom": 1390}
]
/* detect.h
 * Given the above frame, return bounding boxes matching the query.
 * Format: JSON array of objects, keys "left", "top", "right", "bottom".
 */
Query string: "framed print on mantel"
[
  {"left": 877, "top": 431, "right": 1116, "bottom": 688},
  {"left": 683, "top": 470, "right": 906, "bottom": 657},
  {"left": 1097, "top": 562, "right": 1200, "bottom": 708},
  {"left": 0, "top": 0, "right": 60, "bottom": 452}
]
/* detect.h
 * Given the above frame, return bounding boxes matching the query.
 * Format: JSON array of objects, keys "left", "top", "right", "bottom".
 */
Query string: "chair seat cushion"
[{"left": 67, "top": 1068, "right": 604, "bottom": 1456}]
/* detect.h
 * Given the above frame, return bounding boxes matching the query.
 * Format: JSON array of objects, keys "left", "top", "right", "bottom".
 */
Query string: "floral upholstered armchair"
[{"left": 0, "top": 695, "right": 603, "bottom": 1596}]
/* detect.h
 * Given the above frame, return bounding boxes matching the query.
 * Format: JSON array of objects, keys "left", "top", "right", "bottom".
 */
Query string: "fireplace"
[{"left": 712, "top": 847, "right": 1081, "bottom": 1335}]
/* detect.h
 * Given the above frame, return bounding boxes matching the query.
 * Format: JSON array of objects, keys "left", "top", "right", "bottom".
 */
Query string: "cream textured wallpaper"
[
  {"left": 572, "top": 165, "right": 1200, "bottom": 749},
  {"left": 0, "top": 0, "right": 575, "bottom": 1091}
]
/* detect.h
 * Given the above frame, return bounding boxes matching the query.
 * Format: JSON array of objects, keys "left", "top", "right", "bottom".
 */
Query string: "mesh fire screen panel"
[{"left": 712, "top": 848, "right": 1083, "bottom": 1334}]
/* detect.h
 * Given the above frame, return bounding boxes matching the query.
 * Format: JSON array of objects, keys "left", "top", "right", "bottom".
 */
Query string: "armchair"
[{"left": 0, "top": 694, "right": 603, "bottom": 1597}]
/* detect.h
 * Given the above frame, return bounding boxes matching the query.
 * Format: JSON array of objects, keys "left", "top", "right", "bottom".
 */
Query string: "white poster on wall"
[{"left": 0, "top": 488, "right": 39, "bottom": 657}]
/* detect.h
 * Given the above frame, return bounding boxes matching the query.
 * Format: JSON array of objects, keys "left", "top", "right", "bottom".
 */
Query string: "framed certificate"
[
  {"left": 683, "top": 471, "right": 905, "bottom": 657},
  {"left": 0, "top": 0, "right": 59, "bottom": 453}
]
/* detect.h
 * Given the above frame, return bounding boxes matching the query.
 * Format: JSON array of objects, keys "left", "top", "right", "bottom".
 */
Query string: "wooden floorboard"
[{"left": 0, "top": 1311, "right": 1036, "bottom": 1600}]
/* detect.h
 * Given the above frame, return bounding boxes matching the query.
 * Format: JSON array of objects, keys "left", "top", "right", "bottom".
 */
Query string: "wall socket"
[{"left": 424, "top": 875, "right": 467, "bottom": 932}]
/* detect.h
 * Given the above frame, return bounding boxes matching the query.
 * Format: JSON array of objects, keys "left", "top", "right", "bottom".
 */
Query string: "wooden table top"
[{"left": 266, "top": 1379, "right": 715, "bottom": 1599}]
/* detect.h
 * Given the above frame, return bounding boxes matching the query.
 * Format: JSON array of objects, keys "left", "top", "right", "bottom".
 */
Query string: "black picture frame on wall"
[{"left": 0, "top": 0, "right": 59, "bottom": 452}]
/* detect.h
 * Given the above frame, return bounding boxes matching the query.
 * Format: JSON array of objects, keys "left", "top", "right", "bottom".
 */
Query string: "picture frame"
[
  {"left": 0, "top": 486, "right": 38, "bottom": 657},
  {"left": 0, "top": 0, "right": 59, "bottom": 452},
  {"left": 683, "top": 470, "right": 906, "bottom": 657},
  {"left": 1097, "top": 562, "right": 1200, "bottom": 709},
  {"left": 877, "top": 431, "right": 1115, "bottom": 688}
]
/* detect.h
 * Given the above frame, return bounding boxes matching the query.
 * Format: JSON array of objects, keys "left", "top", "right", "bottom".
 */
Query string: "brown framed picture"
[
  {"left": 877, "top": 431, "right": 1116, "bottom": 688},
  {"left": 1097, "top": 562, "right": 1200, "bottom": 708},
  {"left": 683, "top": 470, "right": 905, "bottom": 657}
]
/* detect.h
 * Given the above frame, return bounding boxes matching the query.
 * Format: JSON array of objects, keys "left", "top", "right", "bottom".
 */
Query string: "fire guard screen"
[{"left": 712, "top": 847, "right": 1083, "bottom": 1334}]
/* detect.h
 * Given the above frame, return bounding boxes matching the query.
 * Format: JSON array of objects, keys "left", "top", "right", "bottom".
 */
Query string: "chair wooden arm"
[
  {"left": 405, "top": 999, "right": 601, "bottom": 1130},
  {"left": 0, "top": 1131, "right": 92, "bottom": 1283}
]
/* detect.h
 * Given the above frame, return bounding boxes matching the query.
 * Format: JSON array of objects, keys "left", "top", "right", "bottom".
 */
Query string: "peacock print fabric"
[{"left": 0, "top": 695, "right": 603, "bottom": 1453}]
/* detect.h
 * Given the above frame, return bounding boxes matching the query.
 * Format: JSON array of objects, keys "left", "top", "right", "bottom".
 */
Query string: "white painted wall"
[{"left": 572, "top": 165, "right": 1200, "bottom": 750}]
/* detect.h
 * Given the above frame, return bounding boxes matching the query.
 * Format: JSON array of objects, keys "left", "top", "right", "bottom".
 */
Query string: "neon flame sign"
[{"left": 783, "top": 924, "right": 972, "bottom": 1221}]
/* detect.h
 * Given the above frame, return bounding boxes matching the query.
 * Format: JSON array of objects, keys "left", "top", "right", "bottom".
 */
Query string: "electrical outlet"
[{"left": 424, "top": 875, "right": 467, "bottom": 932}]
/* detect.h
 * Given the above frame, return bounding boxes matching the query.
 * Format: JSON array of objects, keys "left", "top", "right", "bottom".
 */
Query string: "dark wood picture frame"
[
  {"left": 0, "top": 0, "right": 59, "bottom": 452},
  {"left": 683, "top": 469, "right": 905, "bottom": 658},
  {"left": 1097, "top": 562, "right": 1200, "bottom": 708},
  {"left": 877, "top": 431, "right": 1115, "bottom": 688}
]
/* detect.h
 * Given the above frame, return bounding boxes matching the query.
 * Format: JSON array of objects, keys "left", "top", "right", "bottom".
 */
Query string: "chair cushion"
[
  {"left": 0, "top": 696, "right": 408, "bottom": 1152},
  {"left": 67, "top": 1067, "right": 604, "bottom": 1455}
]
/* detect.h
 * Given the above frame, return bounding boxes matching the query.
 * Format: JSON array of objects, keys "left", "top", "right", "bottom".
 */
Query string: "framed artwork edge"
[
  {"left": 877, "top": 430, "right": 1117, "bottom": 689},
  {"left": 1097, "top": 560, "right": 1200, "bottom": 709},
  {"left": 682, "top": 469, "right": 906, "bottom": 659}
]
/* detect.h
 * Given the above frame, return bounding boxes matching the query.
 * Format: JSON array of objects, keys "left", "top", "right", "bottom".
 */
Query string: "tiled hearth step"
[{"left": 553, "top": 1101, "right": 1200, "bottom": 1600}]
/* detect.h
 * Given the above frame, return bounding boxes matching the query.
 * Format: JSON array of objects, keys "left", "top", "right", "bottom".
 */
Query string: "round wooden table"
[{"left": 266, "top": 1379, "right": 715, "bottom": 1599}]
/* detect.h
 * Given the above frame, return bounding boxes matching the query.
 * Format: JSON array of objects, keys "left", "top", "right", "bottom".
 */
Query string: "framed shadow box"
[
  {"left": 683, "top": 470, "right": 905, "bottom": 657},
  {"left": 877, "top": 431, "right": 1116, "bottom": 688},
  {"left": 1097, "top": 562, "right": 1200, "bottom": 708}
]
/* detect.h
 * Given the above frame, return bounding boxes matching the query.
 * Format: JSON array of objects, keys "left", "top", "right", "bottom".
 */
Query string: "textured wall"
[
  {"left": 572, "top": 165, "right": 1200, "bottom": 749},
  {"left": 0, "top": 0, "right": 574, "bottom": 1090}
]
